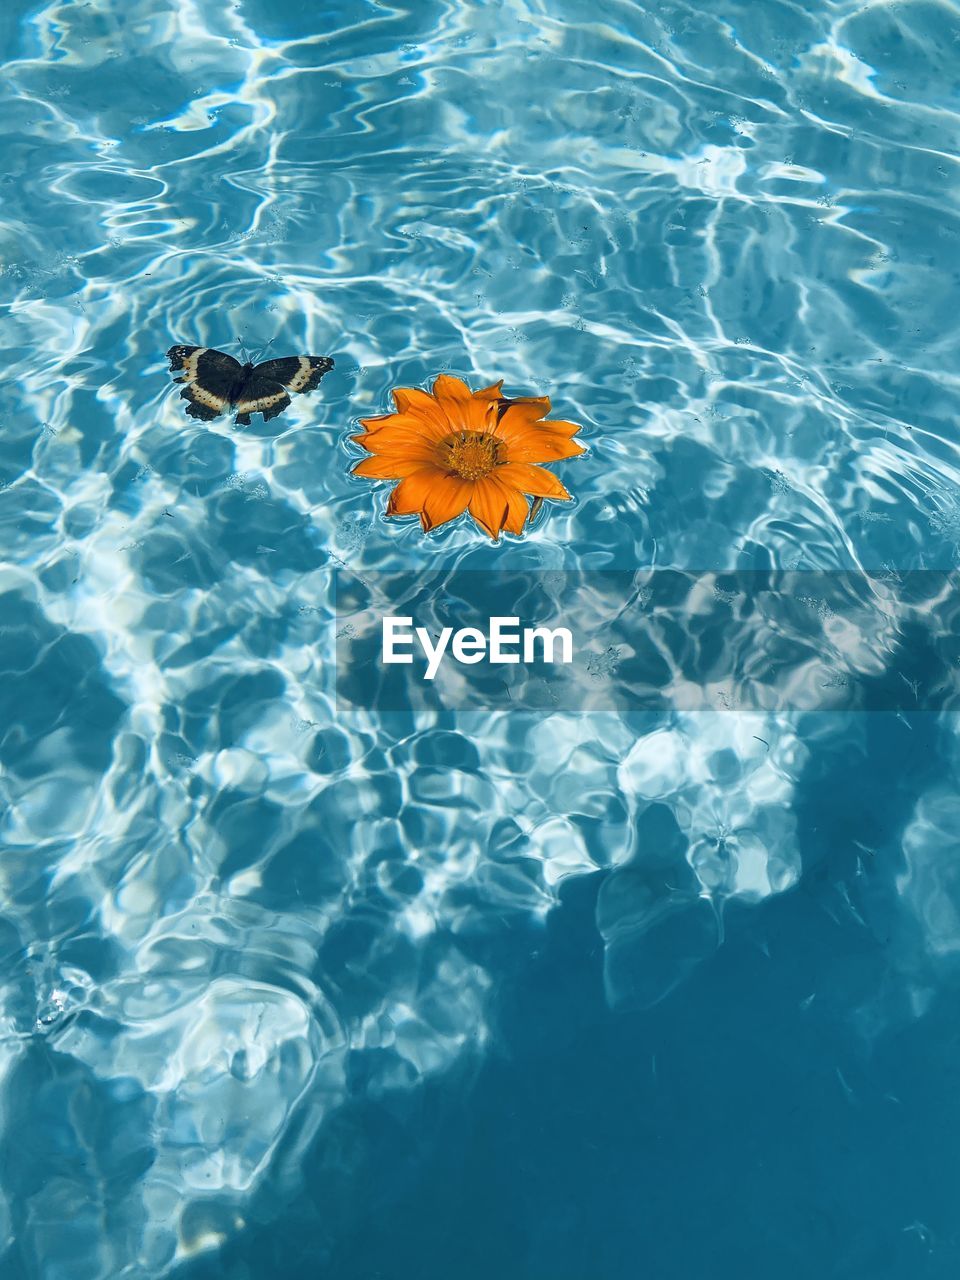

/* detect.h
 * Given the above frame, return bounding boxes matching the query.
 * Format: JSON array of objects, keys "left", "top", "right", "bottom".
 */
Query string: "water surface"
[{"left": 2, "top": 0, "right": 960, "bottom": 1276}]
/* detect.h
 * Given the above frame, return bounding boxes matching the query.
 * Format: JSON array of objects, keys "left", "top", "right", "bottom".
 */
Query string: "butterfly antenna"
[{"left": 254, "top": 335, "right": 277, "bottom": 364}]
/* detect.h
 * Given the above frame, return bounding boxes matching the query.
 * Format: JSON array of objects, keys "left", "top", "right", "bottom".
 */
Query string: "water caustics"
[{"left": 2, "top": 0, "right": 960, "bottom": 1275}]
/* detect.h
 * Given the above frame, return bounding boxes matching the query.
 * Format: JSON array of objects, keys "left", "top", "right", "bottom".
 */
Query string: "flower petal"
[
  {"left": 501, "top": 432, "right": 585, "bottom": 464},
  {"left": 493, "top": 401, "right": 585, "bottom": 460},
  {"left": 499, "top": 394, "right": 552, "bottom": 421},
  {"left": 466, "top": 476, "right": 532, "bottom": 538},
  {"left": 494, "top": 462, "right": 572, "bottom": 500},
  {"left": 536, "top": 421, "right": 579, "bottom": 440},
  {"left": 474, "top": 380, "right": 505, "bottom": 400},
  {"left": 499, "top": 483, "right": 531, "bottom": 535},
  {"left": 429, "top": 375, "right": 493, "bottom": 431},
  {"left": 359, "top": 410, "right": 450, "bottom": 444},
  {"left": 390, "top": 387, "right": 449, "bottom": 432},
  {"left": 353, "top": 455, "right": 428, "bottom": 480},
  {"left": 453, "top": 395, "right": 497, "bottom": 433},
  {"left": 468, "top": 477, "right": 513, "bottom": 540},
  {"left": 422, "top": 475, "right": 474, "bottom": 531},
  {"left": 353, "top": 429, "right": 442, "bottom": 459},
  {"left": 496, "top": 402, "right": 581, "bottom": 441},
  {"left": 432, "top": 374, "right": 473, "bottom": 403},
  {"left": 385, "top": 467, "right": 449, "bottom": 516}
]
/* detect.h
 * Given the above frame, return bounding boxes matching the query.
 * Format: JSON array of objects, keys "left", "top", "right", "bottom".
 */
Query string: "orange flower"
[{"left": 352, "top": 375, "right": 585, "bottom": 540}]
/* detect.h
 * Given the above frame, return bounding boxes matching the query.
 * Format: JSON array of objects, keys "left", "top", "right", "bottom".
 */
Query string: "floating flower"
[{"left": 351, "top": 375, "right": 585, "bottom": 539}]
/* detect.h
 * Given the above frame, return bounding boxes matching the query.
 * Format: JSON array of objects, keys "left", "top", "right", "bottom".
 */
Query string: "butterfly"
[{"left": 167, "top": 346, "right": 334, "bottom": 425}]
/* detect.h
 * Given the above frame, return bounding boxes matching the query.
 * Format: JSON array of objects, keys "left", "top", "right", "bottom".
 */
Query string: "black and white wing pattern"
[
  {"left": 232, "top": 356, "right": 334, "bottom": 426},
  {"left": 252, "top": 356, "right": 334, "bottom": 395},
  {"left": 167, "top": 346, "right": 244, "bottom": 422},
  {"left": 167, "top": 347, "right": 334, "bottom": 425}
]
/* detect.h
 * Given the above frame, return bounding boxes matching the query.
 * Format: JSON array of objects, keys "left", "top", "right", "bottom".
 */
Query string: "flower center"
[{"left": 440, "top": 431, "right": 502, "bottom": 481}]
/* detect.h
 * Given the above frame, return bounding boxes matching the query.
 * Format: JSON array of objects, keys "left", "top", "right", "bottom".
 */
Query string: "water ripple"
[{"left": 3, "top": 0, "right": 960, "bottom": 1273}]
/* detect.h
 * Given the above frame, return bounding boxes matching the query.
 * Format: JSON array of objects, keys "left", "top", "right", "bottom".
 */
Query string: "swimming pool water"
[{"left": 2, "top": 0, "right": 960, "bottom": 1276}]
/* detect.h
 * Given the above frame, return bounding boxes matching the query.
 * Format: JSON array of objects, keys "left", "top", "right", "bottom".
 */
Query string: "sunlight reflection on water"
[{"left": 3, "top": 0, "right": 960, "bottom": 1273}]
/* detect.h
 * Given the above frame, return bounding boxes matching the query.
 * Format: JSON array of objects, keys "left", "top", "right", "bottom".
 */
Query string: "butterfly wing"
[
  {"left": 232, "top": 373, "right": 293, "bottom": 426},
  {"left": 167, "top": 346, "right": 243, "bottom": 421},
  {"left": 232, "top": 355, "right": 334, "bottom": 425},
  {"left": 253, "top": 355, "right": 334, "bottom": 396}
]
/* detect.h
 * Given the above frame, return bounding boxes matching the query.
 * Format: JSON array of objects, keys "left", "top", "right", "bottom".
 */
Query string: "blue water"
[{"left": 3, "top": 0, "right": 960, "bottom": 1275}]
